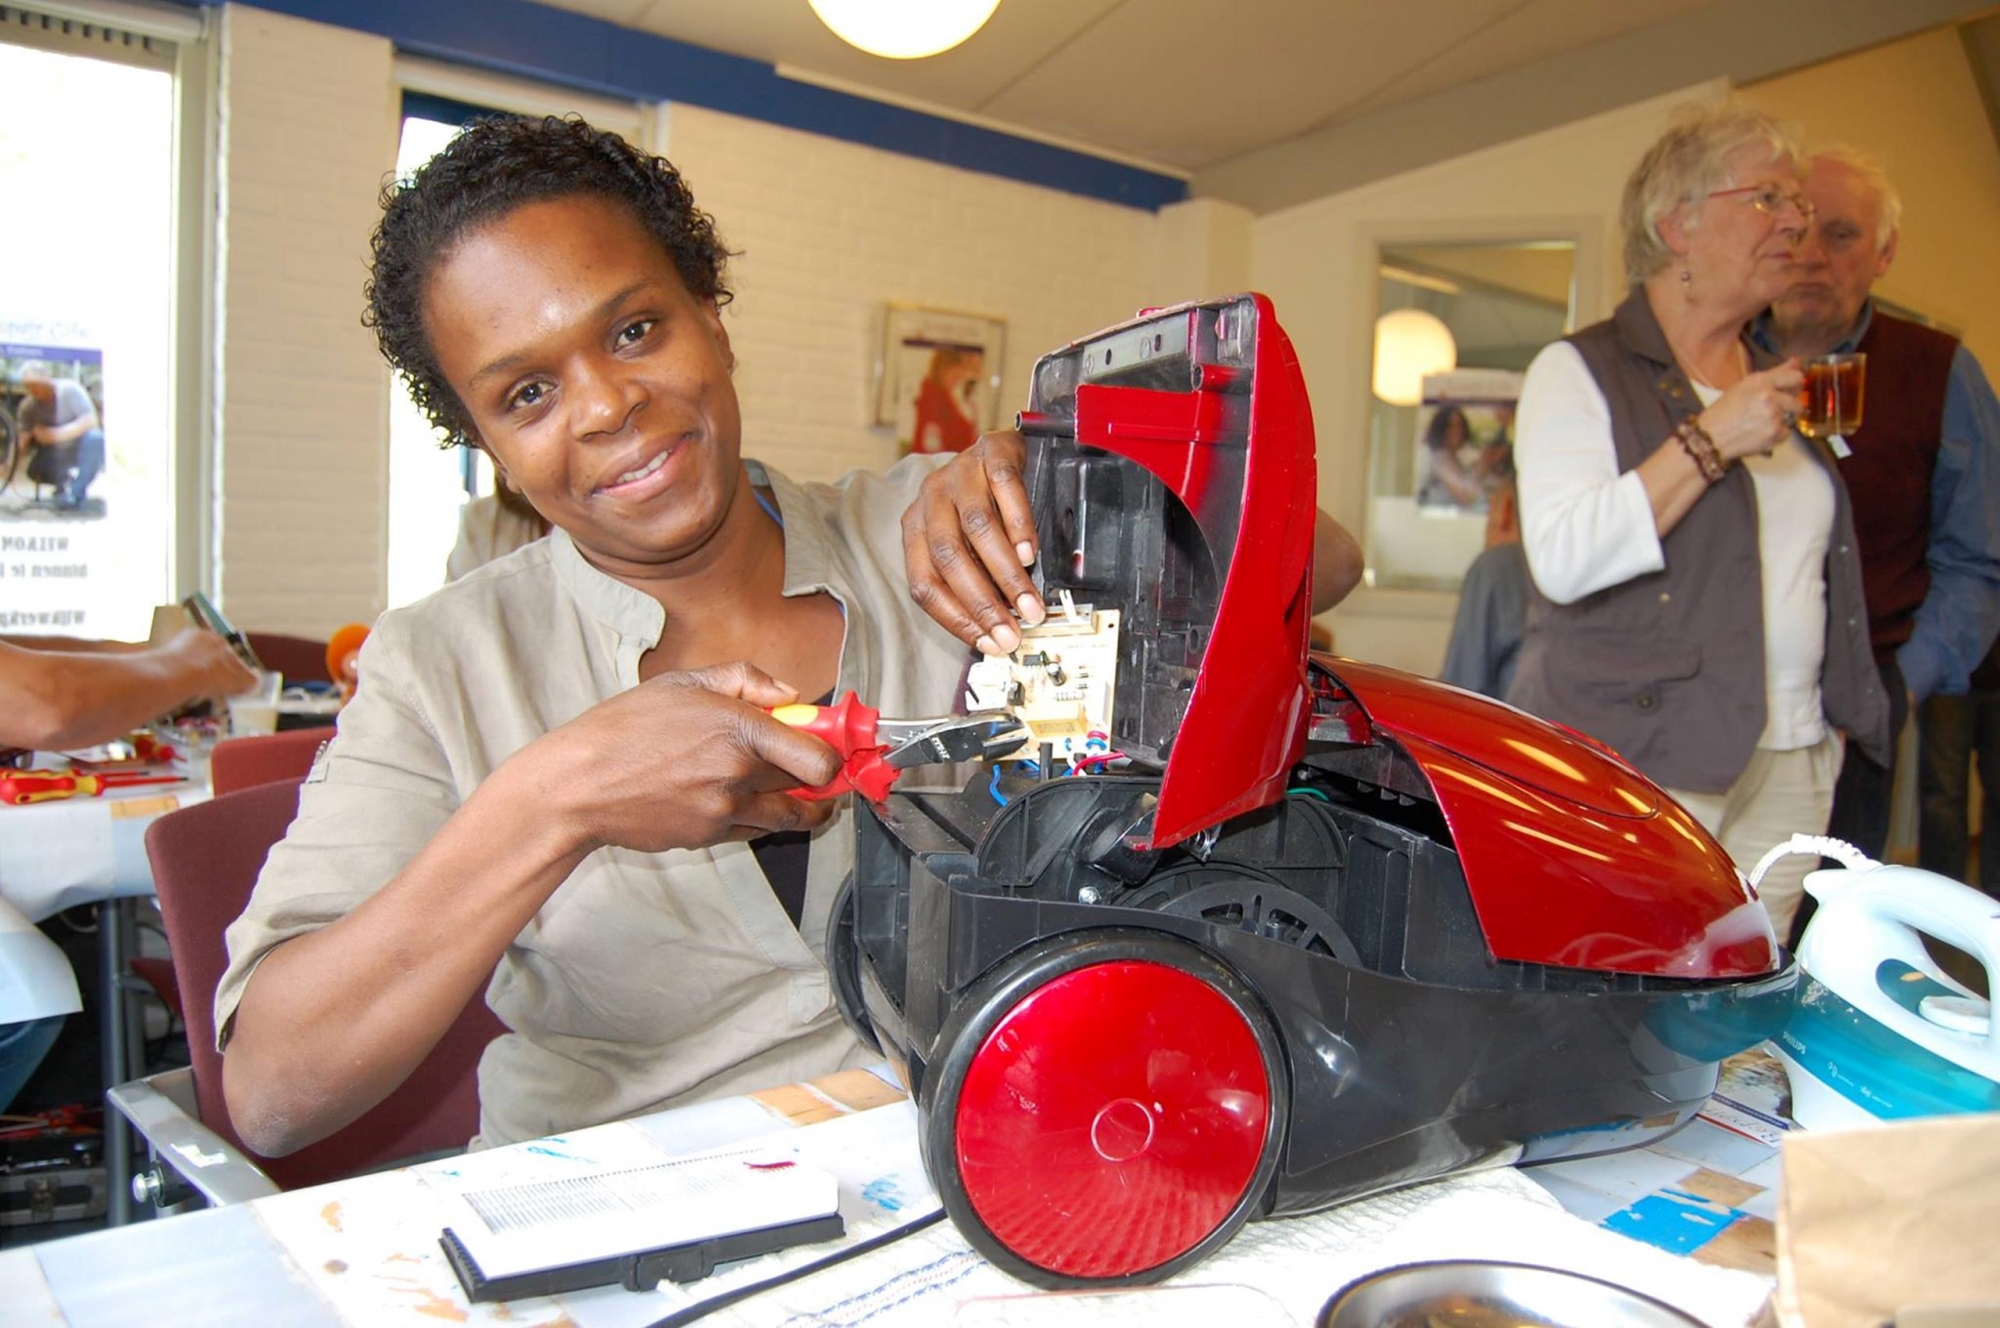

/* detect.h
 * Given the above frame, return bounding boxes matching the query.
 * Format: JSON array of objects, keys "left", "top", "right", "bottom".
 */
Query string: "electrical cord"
[
  {"left": 1746, "top": 833, "right": 1877, "bottom": 889},
  {"left": 639, "top": 1208, "right": 947, "bottom": 1328}
]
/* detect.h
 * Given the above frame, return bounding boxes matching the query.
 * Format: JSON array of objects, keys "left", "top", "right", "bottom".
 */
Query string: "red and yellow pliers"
[{"left": 772, "top": 692, "right": 1028, "bottom": 803}]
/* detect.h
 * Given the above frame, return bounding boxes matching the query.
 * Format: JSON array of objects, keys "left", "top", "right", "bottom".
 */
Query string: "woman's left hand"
[{"left": 903, "top": 431, "right": 1046, "bottom": 655}]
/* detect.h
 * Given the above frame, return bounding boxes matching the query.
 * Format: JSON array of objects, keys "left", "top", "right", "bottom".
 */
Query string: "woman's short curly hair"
[
  {"left": 1620, "top": 101, "right": 1804, "bottom": 285},
  {"left": 364, "top": 114, "right": 733, "bottom": 449}
]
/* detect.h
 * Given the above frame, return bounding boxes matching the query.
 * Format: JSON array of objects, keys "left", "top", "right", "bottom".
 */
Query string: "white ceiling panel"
[
  {"left": 975, "top": 0, "right": 1524, "bottom": 168},
  {"left": 1338, "top": 0, "right": 1719, "bottom": 121},
  {"left": 524, "top": 0, "right": 1993, "bottom": 189}
]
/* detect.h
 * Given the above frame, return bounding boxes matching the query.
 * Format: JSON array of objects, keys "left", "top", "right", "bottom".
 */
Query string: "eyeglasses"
[{"left": 1707, "top": 182, "right": 1815, "bottom": 223}]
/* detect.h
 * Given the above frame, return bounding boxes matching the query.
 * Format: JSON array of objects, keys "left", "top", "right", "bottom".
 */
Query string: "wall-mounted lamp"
[
  {"left": 809, "top": 0, "right": 1002, "bottom": 60},
  {"left": 1371, "top": 308, "right": 1457, "bottom": 407}
]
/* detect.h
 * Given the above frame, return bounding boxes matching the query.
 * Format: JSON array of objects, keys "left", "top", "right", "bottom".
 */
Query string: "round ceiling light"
[
  {"left": 808, "top": 0, "right": 1002, "bottom": 60},
  {"left": 1371, "top": 308, "right": 1458, "bottom": 407}
]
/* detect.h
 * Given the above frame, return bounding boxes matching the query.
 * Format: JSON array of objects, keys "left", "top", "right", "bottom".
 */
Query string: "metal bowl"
[{"left": 1319, "top": 1260, "right": 1707, "bottom": 1328}]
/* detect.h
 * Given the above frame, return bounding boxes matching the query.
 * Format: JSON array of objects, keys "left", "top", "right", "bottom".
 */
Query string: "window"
[
  {"left": 382, "top": 69, "right": 646, "bottom": 608},
  {"left": 1364, "top": 241, "right": 1576, "bottom": 592},
  {"left": 384, "top": 109, "right": 489, "bottom": 611},
  {"left": 0, "top": 22, "right": 182, "bottom": 638}
]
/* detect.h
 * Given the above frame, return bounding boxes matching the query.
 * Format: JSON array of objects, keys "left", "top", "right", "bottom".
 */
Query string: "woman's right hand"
[
  {"left": 532, "top": 661, "right": 846, "bottom": 855},
  {"left": 1697, "top": 361, "right": 1805, "bottom": 462}
]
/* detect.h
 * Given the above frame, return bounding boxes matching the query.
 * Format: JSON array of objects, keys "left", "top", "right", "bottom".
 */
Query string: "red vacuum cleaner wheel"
[{"left": 952, "top": 959, "right": 1273, "bottom": 1280}]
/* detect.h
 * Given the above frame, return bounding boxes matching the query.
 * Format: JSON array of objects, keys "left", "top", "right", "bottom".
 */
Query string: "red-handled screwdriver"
[{"left": 0, "top": 770, "right": 187, "bottom": 806}]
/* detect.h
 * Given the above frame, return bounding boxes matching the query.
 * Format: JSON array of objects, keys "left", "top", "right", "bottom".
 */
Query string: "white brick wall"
[
  {"left": 213, "top": 5, "right": 396, "bottom": 634},
  {"left": 660, "top": 104, "right": 1204, "bottom": 484}
]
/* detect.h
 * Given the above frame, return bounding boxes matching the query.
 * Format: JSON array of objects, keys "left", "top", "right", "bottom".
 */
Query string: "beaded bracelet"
[{"left": 1674, "top": 417, "right": 1727, "bottom": 484}]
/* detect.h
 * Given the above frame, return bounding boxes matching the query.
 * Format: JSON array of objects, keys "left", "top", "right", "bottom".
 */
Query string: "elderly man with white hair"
[{"left": 1757, "top": 148, "right": 2000, "bottom": 938}]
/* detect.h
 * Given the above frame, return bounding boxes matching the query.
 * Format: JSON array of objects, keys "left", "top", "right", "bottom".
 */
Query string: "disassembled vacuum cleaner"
[{"left": 828, "top": 294, "right": 1799, "bottom": 1288}]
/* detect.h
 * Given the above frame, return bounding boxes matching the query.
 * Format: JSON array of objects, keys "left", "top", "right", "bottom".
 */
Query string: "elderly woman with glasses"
[{"left": 1505, "top": 102, "right": 1888, "bottom": 936}]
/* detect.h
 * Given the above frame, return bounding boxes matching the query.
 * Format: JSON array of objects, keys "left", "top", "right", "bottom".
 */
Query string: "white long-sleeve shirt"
[{"left": 1515, "top": 341, "right": 1835, "bottom": 750}]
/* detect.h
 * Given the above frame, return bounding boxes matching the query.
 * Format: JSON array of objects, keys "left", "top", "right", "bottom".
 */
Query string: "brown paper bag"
[{"left": 1776, "top": 1113, "right": 2000, "bottom": 1327}]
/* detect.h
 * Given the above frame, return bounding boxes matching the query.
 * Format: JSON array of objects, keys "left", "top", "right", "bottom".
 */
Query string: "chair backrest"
[
  {"left": 210, "top": 728, "right": 329, "bottom": 796},
  {"left": 244, "top": 632, "right": 331, "bottom": 685},
  {"left": 145, "top": 778, "right": 505, "bottom": 1191}
]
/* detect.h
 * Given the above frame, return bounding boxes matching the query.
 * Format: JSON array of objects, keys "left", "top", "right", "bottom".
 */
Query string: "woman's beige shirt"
[{"left": 215, "top": 458, "right": 966, "bottom": 1147}]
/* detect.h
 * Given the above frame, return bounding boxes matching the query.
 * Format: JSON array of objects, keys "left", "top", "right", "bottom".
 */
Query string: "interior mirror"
[{"left": 1364, "top": 241, "right": 1576, "bottom": 592}]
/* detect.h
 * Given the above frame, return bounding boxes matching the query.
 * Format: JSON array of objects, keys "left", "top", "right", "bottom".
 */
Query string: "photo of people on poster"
[{"left": 2, "top": 346, "right": 107, "bottom": 520}]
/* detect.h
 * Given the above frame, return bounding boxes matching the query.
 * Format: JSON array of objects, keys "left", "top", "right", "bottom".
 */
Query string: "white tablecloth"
[{"left": 0, "top": 773, "right": 210, "bottom": 922}]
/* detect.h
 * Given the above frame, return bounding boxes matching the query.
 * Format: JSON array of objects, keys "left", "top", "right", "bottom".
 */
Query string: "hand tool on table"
[
  {"left": 770, "top": 692, "right": 1028, "bottom": 803},
  {"left": 0, "top": 769, "right": 187, "bottom": 806}
]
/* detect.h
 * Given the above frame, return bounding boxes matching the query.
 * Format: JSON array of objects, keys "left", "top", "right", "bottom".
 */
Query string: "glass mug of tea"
[{"left": 1797, "top": 352, "right": 1865, "bottom": 443}]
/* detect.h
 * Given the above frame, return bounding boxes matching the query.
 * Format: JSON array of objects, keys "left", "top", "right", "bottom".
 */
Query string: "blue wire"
[
  {"left": 1288, "top": 787, "right": 1330, "bottom": 801},
  {"left": 990, "top": 765, "right": 1009, "bottom": 806}
]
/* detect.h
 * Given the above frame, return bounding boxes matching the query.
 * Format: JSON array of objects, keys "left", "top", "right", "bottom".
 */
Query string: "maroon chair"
[
  {"left": 244, "top": 632, "right": 332, "bottom": 685},
  {"left": 127, "top": 777, "right": 504, "bottom": 1197},
  {"left": 129, "top": 729, "right": 335, "bottom": 1022},
  {"left": 210, "top": 728, "right": 329, "bottom": 796}
]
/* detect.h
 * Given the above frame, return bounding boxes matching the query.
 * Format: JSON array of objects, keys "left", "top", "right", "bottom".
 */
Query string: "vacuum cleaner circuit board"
[{"left": 964, "top": 596, "right": 1121, "bottom": 767}]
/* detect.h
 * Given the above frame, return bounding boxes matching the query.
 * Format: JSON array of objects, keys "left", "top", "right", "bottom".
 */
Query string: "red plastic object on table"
[
  {"left": 0, "top": 769, "right": 184, "bottom": 806},
  {"left": 324, "top": 623, "right": 371, "bottom": 699}
]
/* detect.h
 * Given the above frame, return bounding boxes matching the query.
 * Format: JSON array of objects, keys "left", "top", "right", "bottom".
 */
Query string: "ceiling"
[
  {"left": 537, "top": 0, "right": 2000, "bottom": 204},
  {"left": 532, "top": 0, "right": 2000, "bottom": 182},
  {"left": 539, "top": 0, "right": 1718, "bottom": 173}
]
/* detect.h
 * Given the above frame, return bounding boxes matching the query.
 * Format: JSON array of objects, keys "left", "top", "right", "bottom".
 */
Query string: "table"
[
  {"left": 2, "top": 1067, "right": 1781, "bottom": 1327},
  {"left": 0, "top": 766, "right": 211, "bottom": 1225},
  {"left": 0, "top": 771, "right": 207, "bottom": 923}
]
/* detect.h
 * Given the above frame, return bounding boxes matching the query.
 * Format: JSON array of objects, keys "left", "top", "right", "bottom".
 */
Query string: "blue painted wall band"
[{"left": 191, "top": 0, "right": 1188, "bottom": 211}]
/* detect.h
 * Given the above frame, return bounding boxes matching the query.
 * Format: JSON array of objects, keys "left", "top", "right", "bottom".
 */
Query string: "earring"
[{"left": 1678, "top": 266, "right": 1692, "bottom": 299}]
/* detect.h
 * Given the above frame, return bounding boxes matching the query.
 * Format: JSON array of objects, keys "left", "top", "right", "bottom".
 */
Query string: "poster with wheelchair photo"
[
  {"left": 1414, "top": 369, "right": 1520, "bottom": 513},
  {"left": 1, "top": 344, "right": 105, "bottom": 519}
]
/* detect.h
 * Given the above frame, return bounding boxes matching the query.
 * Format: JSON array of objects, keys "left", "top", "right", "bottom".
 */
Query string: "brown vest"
[
  {"left": 1843, "top": 311, "right": 1960, "bottom": 656},
  {"left": 1506, "top": 287, "right": 1890, "bottom": 793}
]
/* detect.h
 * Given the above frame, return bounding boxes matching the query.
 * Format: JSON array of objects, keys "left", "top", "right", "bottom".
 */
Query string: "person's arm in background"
[
  {"left": 1513, "top": 343, "right": 1666, "bottom": 604},
  {"left": 1312, "top": 509, "right": 1364, "bottom": 612},
  {"left": 0, "top": 635, "right": 145, "bottom": 654},
  {"left": 1897, "top": 347, "right": 2000, "bottom": 703},
  {"left": 0, "top": 630, "right": 257, "bottom": 750},
  {"left": 901, "top": 431, "right": 1364, "bottom": 654}
]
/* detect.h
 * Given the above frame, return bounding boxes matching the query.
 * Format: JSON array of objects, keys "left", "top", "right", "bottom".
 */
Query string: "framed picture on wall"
[{"left": 877, "top": 305, "right": 1005, "bottom": 455}]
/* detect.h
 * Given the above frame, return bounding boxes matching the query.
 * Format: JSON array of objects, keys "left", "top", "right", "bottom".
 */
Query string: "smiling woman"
[{"left": 209, "top": 117, "right": 991, "bottom": 1156}]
